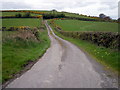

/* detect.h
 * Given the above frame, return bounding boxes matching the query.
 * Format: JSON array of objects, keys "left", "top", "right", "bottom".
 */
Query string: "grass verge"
[
  {"left": 2, "top": 29, "right": 50, "bottom": 83},
  {"left": 49, "top": 22, "right": 120, "bottom": 74}
]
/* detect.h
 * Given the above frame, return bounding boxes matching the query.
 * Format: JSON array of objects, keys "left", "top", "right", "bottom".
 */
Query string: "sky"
[{"left": 1, "top": 0, "right": 120, "bottom": 19}]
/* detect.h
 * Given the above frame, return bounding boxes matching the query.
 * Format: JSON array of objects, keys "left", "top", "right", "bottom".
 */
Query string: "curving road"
[{"left": 6, "top": 21, "right": 118, "bottom": 88}]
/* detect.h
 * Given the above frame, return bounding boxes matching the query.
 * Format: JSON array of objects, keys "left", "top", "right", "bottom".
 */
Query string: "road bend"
[{"left": 6, "top": 21, "right": 118, "bottom": 88}]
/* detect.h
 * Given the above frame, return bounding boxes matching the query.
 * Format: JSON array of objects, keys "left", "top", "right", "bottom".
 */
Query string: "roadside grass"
[
  {"left": 2, "top": 18, "right": 41, "bottom": 28},
  {"left": 49, "top": 22, "right": 120, "bottom": 74},
  {"left": 2, "top": 30, "right": 50, "bottom": 83},
  {"left": 55, "top": 20, "right": 118, "bottom": 32}
]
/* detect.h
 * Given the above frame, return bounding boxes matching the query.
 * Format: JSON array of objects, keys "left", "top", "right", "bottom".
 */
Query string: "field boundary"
[
  {"left": 48, "top": 20, "right": 120, "bottom": 74},
  {"left": 50, "top": 20, "right": 120, "bottom": 50}
]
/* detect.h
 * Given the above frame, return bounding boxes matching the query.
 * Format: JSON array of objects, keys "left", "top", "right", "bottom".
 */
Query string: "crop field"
[
  {"left": 55, "top": 20, "right": 118, "bottom": 32},
  {"left": 2, "top": 18, "right": 41, "bottom": 28}
]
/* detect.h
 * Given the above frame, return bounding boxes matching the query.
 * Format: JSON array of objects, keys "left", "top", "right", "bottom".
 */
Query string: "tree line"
[
  {"left": 43, "top": 13, "right": 65, "bottom": 19},
  {"left": 15, "top": 12, "right": 31, "bottom": 18}
]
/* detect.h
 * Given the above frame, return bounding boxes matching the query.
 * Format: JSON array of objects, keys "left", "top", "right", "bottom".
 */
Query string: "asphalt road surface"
[{"left": 6, "top": 21, "right": 118, "bottom": 88}]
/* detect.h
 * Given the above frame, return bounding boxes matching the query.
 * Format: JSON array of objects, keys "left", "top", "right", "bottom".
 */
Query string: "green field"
[
  {"left": 62, "top": 12, "right": 93, "bottom": 19},
  {"left": 1, "top": 12, "right": 40, "bottom": 17},
  {"left": 55, "top": 20, "right": 118, "bottom": 32},
  {"left": 1, "top": 12, "right": 25, "bottom": 17},
  {"left": 2, "top": 18, "right": 41, "bottom": 28}
]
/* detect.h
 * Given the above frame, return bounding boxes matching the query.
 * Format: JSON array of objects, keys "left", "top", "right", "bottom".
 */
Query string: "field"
[
  {"left": 1, "top": 12, "right": 26, "bottom": 17},
  {"left": 55, "top": 20, "right": 118, "bottom": 32},
  {"left": 2, "top": 18, "right": 41, "bottom": 28},
  {"left": 1, "top": 12, "right": 40, "bottom": 17}
]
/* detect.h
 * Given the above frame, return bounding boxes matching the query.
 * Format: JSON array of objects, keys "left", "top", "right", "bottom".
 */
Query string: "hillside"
[{"left": 1, "top": 10, "right": 97, "bottom": 20}]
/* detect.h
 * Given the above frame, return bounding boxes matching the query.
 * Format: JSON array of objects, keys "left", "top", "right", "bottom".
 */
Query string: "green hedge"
[{"left": 55, "top": 28, "right": 120, "bottom": 50}]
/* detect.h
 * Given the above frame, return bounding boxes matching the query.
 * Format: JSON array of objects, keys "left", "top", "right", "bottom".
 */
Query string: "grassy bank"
[
  {"left": 49, "top": 22, "right": 120, "bottom": 74},
  {"left": 2, "top": 29, "right": 50, "bottom": 83},
  {"left": 55, "top": 20, "right": 118, "bottom": 32}
]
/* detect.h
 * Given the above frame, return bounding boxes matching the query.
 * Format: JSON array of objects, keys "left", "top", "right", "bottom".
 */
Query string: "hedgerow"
[{"left": 50, "top": 20, "right": 120, "bottom": 50}]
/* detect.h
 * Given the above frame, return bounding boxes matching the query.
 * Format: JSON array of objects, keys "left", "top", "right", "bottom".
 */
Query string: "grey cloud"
[
  {"left": 2, "top": 2, "right": 31, "bottom": 9},
  {"left": 98, "top": 2, "right": 118, "bottom": 12},
  {"left": 118, "top": 1, "right": 120, "bottom": 18},
  {"left": 1, "top": 0, "right": 118, "bottom": 19},
  {"left": 100, "top": 2, "right": 118, "bottom": 9},
  {"left": 44, "top": 1, "right": 97, "bottom": 10},
  {"left": 75, "top": 2, "right": 97, "bottom": 7}
]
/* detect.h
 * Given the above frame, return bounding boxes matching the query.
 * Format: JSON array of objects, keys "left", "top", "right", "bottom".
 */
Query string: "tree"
[
  {"left": 52, "top": 9, "right": 57, "bottom": 12},
  {"left": 99, "top": 13, "right": 106, "bottom": 19},
  {"left": 43, "top": 13, "right": 65, "bottom": 19},
  {"left": 23, "top": 12, "right": 31, "bottom": 18},
  {"left": 60, "top": 13, "right": 65, "bottom": 18},
  {"left": 15, "top": 13, "right": 22, "bottom": 18}
]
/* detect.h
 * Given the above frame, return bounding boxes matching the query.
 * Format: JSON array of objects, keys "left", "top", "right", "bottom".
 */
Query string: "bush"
[
  {"left": 15, "top": 13, "right": 22, "bottom": 18},
  {"left": 56, "top": 29, "right": 120, "bottom": 50},
  {"left": 23, "top": 12, "right": 31, "bottom": 18},
  {"left": 43, "top": 13, "right": 65, "bottom": 19}
]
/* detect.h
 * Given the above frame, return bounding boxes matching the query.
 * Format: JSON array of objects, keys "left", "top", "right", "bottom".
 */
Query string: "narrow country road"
[{"left": 6, "top": 21, "right": 118, "bottom": 88}]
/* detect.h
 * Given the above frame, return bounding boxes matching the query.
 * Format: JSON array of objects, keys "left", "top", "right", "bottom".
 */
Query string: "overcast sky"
[{"left": 1, "top": 0, "right": 119, "bottom": 19}]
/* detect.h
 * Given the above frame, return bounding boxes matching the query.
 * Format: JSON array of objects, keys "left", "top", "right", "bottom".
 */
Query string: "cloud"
[
  {"left": 118, "top": 1, "right": 120, "bottom": 18},
  {"left": 2, "top": 2, "right": 31, "bottom": 9},
  {"left": 100, "top": 2, "right": 118, "bottom": 9},
  {"left": 1, "top": 0, "right": 119, "bottom": 19}
]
